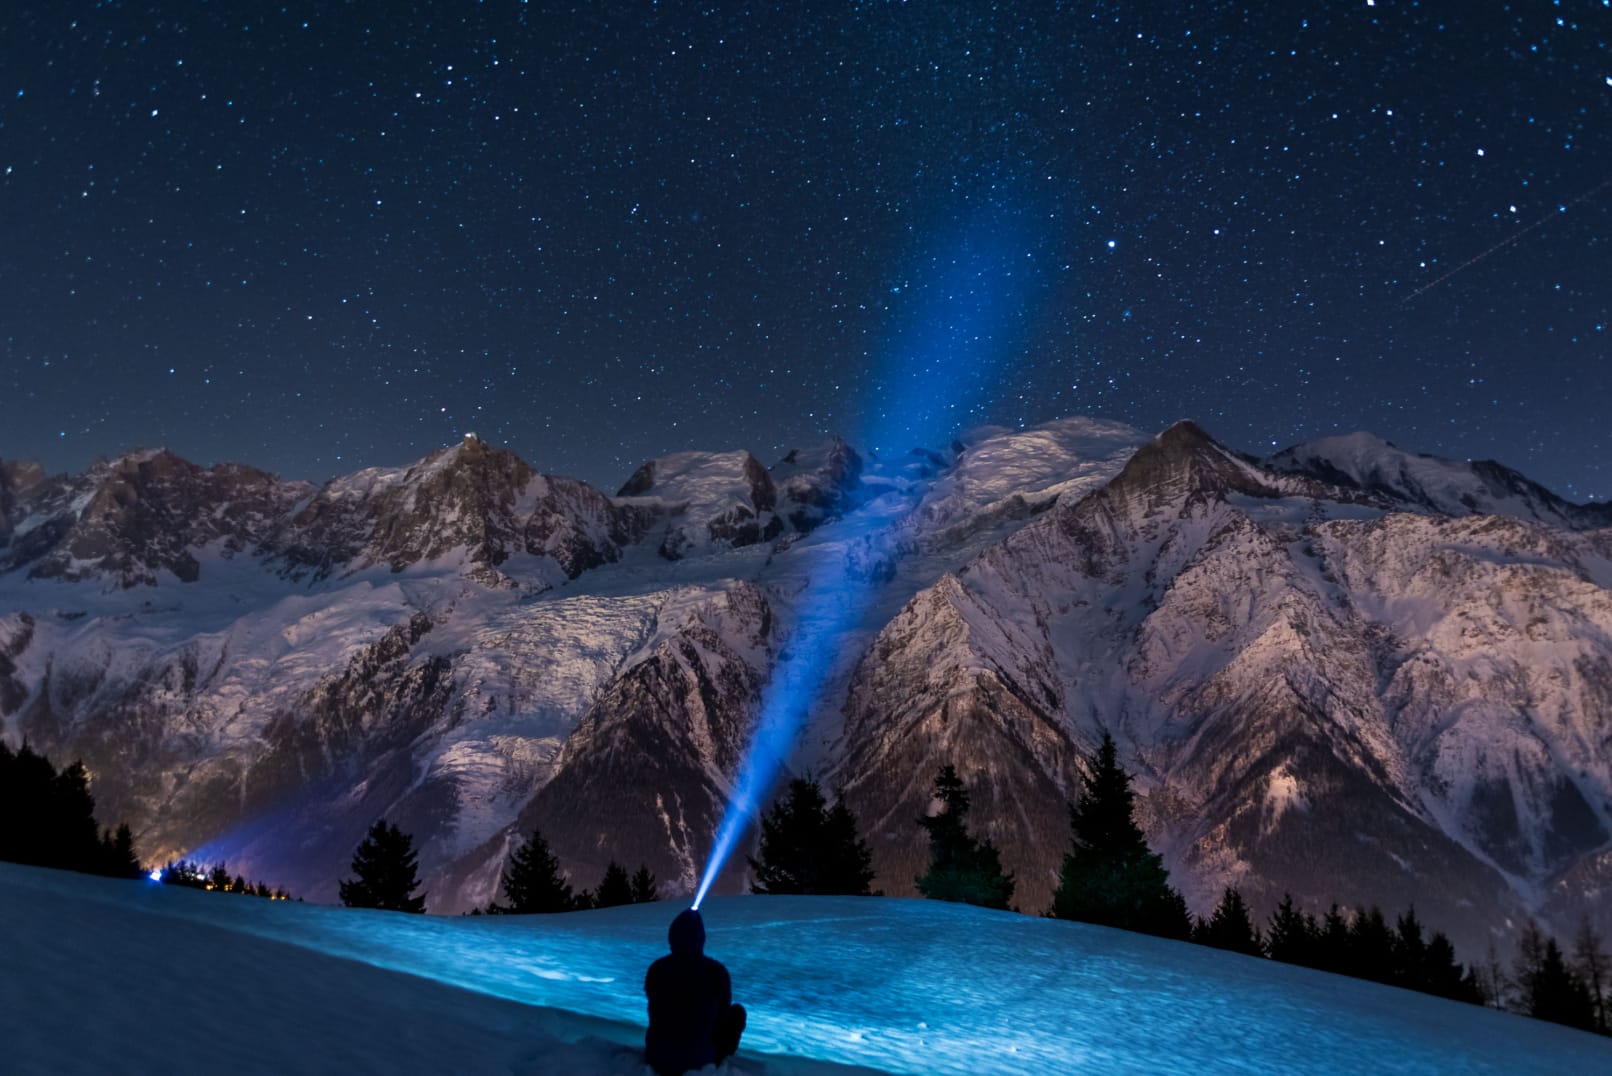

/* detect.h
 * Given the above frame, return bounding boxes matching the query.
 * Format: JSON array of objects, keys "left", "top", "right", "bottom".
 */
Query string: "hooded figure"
[{"left": 644, "top": 909, "right": 746, "bottom": 1075}]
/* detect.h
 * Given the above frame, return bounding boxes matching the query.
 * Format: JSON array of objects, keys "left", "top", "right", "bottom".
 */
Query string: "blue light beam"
[{"left": 692, "top": 201, "right": 1045, "bottom": 908}]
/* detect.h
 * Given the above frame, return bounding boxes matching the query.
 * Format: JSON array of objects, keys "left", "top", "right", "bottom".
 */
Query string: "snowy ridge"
[{"left": 1266, "top": 431, "right": 1612, "bottom": 529}]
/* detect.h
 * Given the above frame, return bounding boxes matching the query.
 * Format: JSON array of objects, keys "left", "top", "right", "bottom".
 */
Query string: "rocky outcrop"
[
  {"left": 273, "top": 437, "right": 654, "bottom": 583},
  {"left": 771, "top": 437, "right": 864, "bottom": 533},
  {"left": 1, "top": 450, "right": 307, "bottom": 586},
  {"left": 1266, "top": 431, "right": 1612, "bottom": 529}
]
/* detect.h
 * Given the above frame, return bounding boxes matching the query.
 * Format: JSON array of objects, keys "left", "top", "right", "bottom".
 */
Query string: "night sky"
[{"left": 2, "top": 2, "right": 1608, "bottom": 500}]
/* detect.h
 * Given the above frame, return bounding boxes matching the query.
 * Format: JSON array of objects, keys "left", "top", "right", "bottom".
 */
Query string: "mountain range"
[{"left": 2, "top": 419, "right": 1608, "bottom": 956}]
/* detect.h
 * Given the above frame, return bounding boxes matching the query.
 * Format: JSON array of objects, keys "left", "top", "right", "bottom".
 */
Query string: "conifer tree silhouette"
[
  {"left": 496, "top": 828, "right": 575, "bottom": 913},
  {"left": 915, "top": 765, "right": 1014, "bottom": 910},
  {"left": 1193, "top": 887, "right": 1264, "bottom": 956},
  {"left": 1573, "top": 918, "right": 1610, "bottom": 1033},
  {"left": 594, "top": 861, "right": 634, "bottom": 908},
  {"left": 339, "top": 820, "right": 427, "bottom": 913},
  {"left": 749, "top": 776, "right": 875, "bottom": 895},
  {"left": 630, "top": 864, "right": 660, "bottom": 904},
  {"left": 1265, "top": 894, "right": 1318, "bottom": 966},
  {"left": 1518, "top": 929, "right": 1597, "bottom": 1030},
  {"left": 1050, "top": 732, "right": 1188, "bottom": 939}
]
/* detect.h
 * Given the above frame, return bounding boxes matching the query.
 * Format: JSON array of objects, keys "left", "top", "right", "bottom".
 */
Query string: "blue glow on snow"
[
  {"left": 692, "top": 204, "right": 1042, "bottom": 907},
  {"left": 12, "top": 865, "right": 1604, "bottom": 1076}
]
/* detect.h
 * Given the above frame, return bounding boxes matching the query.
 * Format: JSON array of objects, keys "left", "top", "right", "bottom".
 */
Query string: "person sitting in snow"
[{"left": 645, "top": 908, "right": 746, "bottom": 1075}]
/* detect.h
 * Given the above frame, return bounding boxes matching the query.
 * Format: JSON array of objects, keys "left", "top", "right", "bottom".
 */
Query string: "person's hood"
[{"left": 668, "top": 908, "right": 705, "bottom": 955}]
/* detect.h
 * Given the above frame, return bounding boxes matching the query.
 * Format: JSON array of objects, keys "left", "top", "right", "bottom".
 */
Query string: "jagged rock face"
[
  {"left": 433, "top": 583, "right": 775, "bottom": 911},
  {"left": 0, "top": 459, "right": 47, "bottom": 546},
  {"left": 836, "top": 574, "right": 1086, "bottom": 912},
  {"left": 618, "top": 450, "right": 783, "bottom": 559},
  {"left": 0, "top": 439, "right": 653, "bottom": 590},
  {"left": 275, "top": 438, "right": 652, "bottom": 582},
  {"left": 771, "top": 438, "right": 864, "bottom": 533},
  {"left": 1, "top": 451, "right": 308, "bottom": 586}
]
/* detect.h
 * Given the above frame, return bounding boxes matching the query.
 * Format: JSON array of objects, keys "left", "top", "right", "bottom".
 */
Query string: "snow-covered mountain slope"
[
  {"left": 1, "top": 449, "right": 310, "bottom": 586},
  {"left": 833, "top": 421, "right": 1612, "bottom": 952},
  {"left": 271, "top": 435, "right": 656, "bottom": 585},
  {"left": 2, "top": 416, "right": 1610, "bottom": 955},
  {"left": 5, "top": 863, "right": 1606, "bottom": 1076},
  {"left": 1266, "top": 431, "right": 1612, "bottom": 529},
  {"left": 617, "top": 449, "right": 783, "bottom": 559}
]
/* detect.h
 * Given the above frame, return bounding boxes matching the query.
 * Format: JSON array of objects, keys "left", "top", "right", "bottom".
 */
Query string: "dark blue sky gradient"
[{"left": 2, "top": 2, "right": 1608, "bottom": 499}]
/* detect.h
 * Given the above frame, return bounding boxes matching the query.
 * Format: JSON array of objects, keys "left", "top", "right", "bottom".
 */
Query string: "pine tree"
[
  {"left": 748, "top": 776, "right": 875, "bottom": 896},
  {"left": 496, "top": 828, "right": 575, "bottom": 913},
  {"left": 1266, "top": 894, "right": 1318, "bottom": 967},
  {"left": 914, "top": 765, "right": 1014, "bottom": 910},
  {"left": 339, "top": 820, "right": 427, "bottom": 913},
  {"left": 1392, "top": 906, "right": 1429, "bottom": 989},
  {"left": 630, "top": 864, "right": 660, "bottom": 904},
  {"left": 1194, "top": 887, "right": 1264, "bottom": 956},
  {"left": 1, "top": 743, "right": 147, "bottom": 881},
  {"left": 1049, "top": 733, "right": 1189, "bottom": 939},
  {"left": 1314, "top": 905, "right": 1351, "bottom": 975},
  {"left": 594, "top": 861, "right": 635, "bottom": 908},
  {"left": 3, "top": 744, "right": 60, "bottom": 866},
  {"left": 52, "top": 760, "right": 102, "bottom": 872},
  {"left": 208, "top": 863, "right": 233, "bottom": 891},
  {"left": 1423, "top": 930, "right": 1484, "bottom": 1004},
  {"left": 98, "top": 823, "right": 144, "bottom": 879},
  {"left": 1572, "top": 918, "right": 1609, "bottom": 1033},
  {"left": 1521, "top": 936, "right": 1597, "bottom": 1031},
  {"left": 821, "top": 795, "right": 878, "bottom": 895},
  {"left": 1346, "top": 907, "right": 1396, "bottom": 984}
]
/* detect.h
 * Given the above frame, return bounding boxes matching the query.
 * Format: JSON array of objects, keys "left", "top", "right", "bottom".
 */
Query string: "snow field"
[{"left": 4, "top": 863, "right": 1607, "bottom": 1075}]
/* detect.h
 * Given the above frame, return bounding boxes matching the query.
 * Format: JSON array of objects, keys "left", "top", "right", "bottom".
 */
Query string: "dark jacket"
[{"left": 645, "top": 909, "right": 732, "bottom": 1075}]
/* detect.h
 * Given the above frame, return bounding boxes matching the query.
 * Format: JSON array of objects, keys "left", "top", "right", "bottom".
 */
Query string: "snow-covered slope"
[
  {"left": 617, "top": 449, "right": 782, "bottom": 559},
  {"left": 1266, "top": 432, "right": 1612, "bottom": 529},
  {"left": 832, "top": 422, "right": 1612, "bottom": 952},
  {"left": 4, "top": 863, "right": 1605, "bottom": 1075},
  {"left": 2, "top": 416, "right": 1610, "bottom": 957}
]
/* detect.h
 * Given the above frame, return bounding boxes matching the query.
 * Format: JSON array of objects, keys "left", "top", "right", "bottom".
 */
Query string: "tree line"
[
  {"left": 1, "top": 741, "right": 297, "bottom": 900},
  {"left": 336, "top": 819, "right": 661, "bottom": 916},
  {"left": 341, "top": 733, "right": 1610, "bottom": 1035},
  {"left": 0, "top": 741, "right": 144, "bottom": 880},
  {"left": 157, "top": 858, "right": 293, "bottom": 901}
]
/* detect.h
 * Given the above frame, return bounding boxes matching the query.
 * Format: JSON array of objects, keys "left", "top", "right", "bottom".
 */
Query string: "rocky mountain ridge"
[{"left": 1, "top": 418, "right": 1607, "bottom": 956}]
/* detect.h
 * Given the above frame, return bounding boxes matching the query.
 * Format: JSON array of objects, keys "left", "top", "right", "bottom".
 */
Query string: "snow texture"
[{"left": 2, "top": 863, "right": 1606, "bottom": 1076}]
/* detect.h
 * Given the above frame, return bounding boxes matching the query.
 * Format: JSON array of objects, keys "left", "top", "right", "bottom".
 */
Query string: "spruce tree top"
[
  {"left": 1069, "top": 732, "right": 1150, "bottom": 858},
  {"left": 339, "top": 820, "right": 427, "bottom": 913}
]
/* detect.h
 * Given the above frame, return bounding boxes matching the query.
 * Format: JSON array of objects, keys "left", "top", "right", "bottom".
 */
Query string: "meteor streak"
[{"left": 1401, "top": 176, "right": 1612, "bottom": 305}]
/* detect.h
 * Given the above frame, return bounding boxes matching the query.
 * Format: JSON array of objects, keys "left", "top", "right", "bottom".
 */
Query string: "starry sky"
[{"left": 2, "top": 2, "right": 1609, "bottom": 500}]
